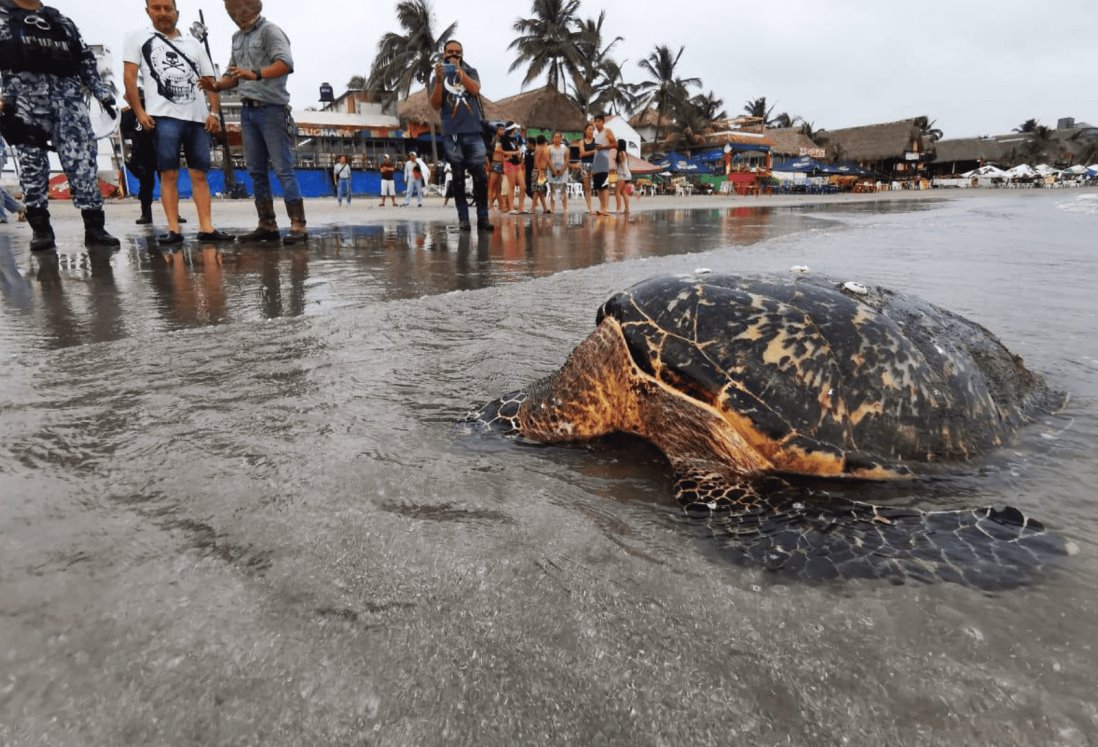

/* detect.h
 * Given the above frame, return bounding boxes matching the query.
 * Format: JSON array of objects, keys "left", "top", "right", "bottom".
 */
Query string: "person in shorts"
[
  {"left": 546, "top": 131, "right": 569, "bottom": 214},
  {"left": 378, "top": 153, "right": 397, "bottom": 206},
  {"left": 124, "top": 0, "right": 233, "bottom": 246}
]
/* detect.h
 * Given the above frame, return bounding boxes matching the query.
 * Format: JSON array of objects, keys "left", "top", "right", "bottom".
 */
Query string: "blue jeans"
[
  {"left": 241, "top": 104, "right": 302, "bottom": 202},
  {"left": 403, "top": 178, "right": 423, "bottom": 206},
  {"left": 337, "top": 178, "right": 351, "bottom": 204},
  {"left": 154, "top": 117, "right": 211, "bottom": 172},
  {"left": 0, "top": 185, "right": 21, "bottom": 221},
  {"left": 441, "top": 132, "right": 488, "bottom": 222}
]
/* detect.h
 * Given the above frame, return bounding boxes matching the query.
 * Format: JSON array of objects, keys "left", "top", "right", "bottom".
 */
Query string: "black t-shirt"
[{"left": 500, "top": 133, "right": 523, "bottom": 164}]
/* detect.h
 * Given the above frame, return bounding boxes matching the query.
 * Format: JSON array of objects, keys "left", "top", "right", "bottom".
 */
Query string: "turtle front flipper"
[{"left": 674, "top": 469, "right": 1067, "bottom": 590}]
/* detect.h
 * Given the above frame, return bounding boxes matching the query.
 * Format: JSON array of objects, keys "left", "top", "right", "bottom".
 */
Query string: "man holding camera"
[{"left": 429, "top": 40, "right": 491, "bottom": 233}]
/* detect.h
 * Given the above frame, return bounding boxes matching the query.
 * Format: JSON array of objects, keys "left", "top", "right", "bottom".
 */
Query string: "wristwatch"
[{"left": 253, "top": 68, "right": 263, "bottom": 81}]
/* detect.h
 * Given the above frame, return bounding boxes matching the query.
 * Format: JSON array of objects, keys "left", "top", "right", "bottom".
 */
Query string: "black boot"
[
  {"left": 239, "top": 198, "right": 281, "bottom": 242},
  {"left": 82, "top": 209, "right": 121, "bottom": 248},
  {"left": 282, "top": 199, "right": 308, "bottom": 245},
  {"left": 25, "top": 206, "right": 56, "bottom": 252},
  {"left": 136, "top": 202, "right": 153, "bottom": 225}
]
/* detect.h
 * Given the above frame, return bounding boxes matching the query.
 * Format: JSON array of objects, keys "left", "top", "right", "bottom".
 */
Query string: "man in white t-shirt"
[{"left": 123, "top": 0, "right": 233, "bottom": 247}]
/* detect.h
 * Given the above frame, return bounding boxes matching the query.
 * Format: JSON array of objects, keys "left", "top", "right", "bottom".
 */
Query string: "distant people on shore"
[
  {"left": 378, "top": 154, "right": 397, "bottom": 206},
  {"left": 530, "top": 135, "right": 549, "bottom": 214},
  {"left": 333, "top": 155, "right": 352, "bottom": 206},
  {"left": 401, "top": 151, "right": 428, "bottom": 207},
  {"left": 591, "top": 113, "right": 617, "bottom": 216},
  {"left": 614, "top": 139, "right": 631, "bottom": 215},
  {"left": 577, "top": 123, "right": 596, "bottom": 213},
  {"left": 547, "top": 131, "right": 569, "bottom": 214}
]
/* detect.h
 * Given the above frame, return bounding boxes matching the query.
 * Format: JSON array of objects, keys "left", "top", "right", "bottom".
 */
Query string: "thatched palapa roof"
[
  {"left": 492, "top": 85, "right": 587, "bottom": 133},
  {"left": 819, "top": 118, "right": 926, "bottom": 162},
  {"left": 765, "top": 128, "right": 823, "bottom": 157},
  {"left": 931, "top": 137, "right": 1008, "bottom": 165},
  {"left": 397, "top": 88, "right": 506, "bottom": 129},
  {"left": 696, "top": 130, "right": 775, "bottom": 149},
  {"left": 629, "top": 107, "right": 662, "bottom": 129}
]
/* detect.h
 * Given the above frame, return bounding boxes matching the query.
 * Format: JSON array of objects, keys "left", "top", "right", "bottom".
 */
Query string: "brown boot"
[
  {"left": 282, "top": 198, "right": 308, "bottom": 245},
  {"left": 239, "top": 198, "right": 280, "bottom": 242}
]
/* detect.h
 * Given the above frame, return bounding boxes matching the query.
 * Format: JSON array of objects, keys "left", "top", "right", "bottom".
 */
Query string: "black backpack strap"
[{"left": 153, "top": 32, "right": 202, "bottom": 78}]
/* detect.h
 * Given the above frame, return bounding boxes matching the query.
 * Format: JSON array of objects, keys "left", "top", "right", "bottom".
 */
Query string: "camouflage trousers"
[{"left": 12, "top": 91, "right": 103, "bottom": 211}]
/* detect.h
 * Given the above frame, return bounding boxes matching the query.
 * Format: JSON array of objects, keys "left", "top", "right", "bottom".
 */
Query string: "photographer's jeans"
[
  {"left": 241, "top": 104, "right": 302, "bottom": 203},
  {"left": 441, "top": 133, "right": 488, "bottom": 223}
]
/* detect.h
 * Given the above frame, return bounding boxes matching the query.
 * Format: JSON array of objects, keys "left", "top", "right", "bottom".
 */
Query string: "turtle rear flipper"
[{"left": 674, "top": 471, "right": 1066, "bottom": 590}]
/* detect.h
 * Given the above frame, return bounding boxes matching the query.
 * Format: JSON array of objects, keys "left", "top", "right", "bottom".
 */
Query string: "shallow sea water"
[{"left": 1, "top": 193, "right": 1097, "bottom": 746}]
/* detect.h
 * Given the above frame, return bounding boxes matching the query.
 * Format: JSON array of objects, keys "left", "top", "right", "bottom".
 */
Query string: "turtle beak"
[{"left": 463, "top": 391, "right": 528, "bottom": 436}]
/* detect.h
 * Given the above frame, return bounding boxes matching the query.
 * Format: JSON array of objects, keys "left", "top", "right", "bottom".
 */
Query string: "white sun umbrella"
[
  {"left": 1006, "top": 164, "right": 1038, "bottom": 179},
  {"left": 1034, "top": 163, "right": 1058, "bottom": 176},
  {"left": 1061, "top": 165, "right": 1086, "bottom": 176}
]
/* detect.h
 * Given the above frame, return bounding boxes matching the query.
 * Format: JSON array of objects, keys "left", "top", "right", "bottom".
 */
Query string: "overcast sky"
[{"left": 77, "top": 0, "right": 1096, "bottom": 139}]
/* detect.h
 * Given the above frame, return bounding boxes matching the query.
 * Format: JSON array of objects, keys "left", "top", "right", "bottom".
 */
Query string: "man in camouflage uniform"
[{"left": 0, "top": 0, "right": 120, "bottom": 251}]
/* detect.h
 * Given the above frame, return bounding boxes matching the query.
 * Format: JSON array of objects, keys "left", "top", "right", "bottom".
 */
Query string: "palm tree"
[
  {"left": 1022, "top": 125, "right": 1054, "bottom": 164},
  {"left": 799, "top": 120, "right": 819, "bottom": 139},
  {"left": 914, "top": 115, "right": 943, "bottom": 143},
  {"left": 1076, "top": 138, "right": 1098, "bottom": 167},
  {"left": 690, "top": 91, "right": 725, "bottom": 123},
  {"left": 1014, "top": 118, "right": 1039, "bottom": 134},
  {"left": 743, "top": 96, "right": 776, "bottom": 125},
  {"left": 367, "top": 0, "right": 457, "bottom": 166},
  {"left": 508, "top": 0, "right": 584, "bottom": 91},
  {"left": 590, "top": 58, "right": 638, "bottom": 116},
  {"left": 770, "top": 112, "right": 798, "bottom": 129},
  {"left": 636, "top": 44, "right": 700, "bottom": 145},
  {"left": 570, "top": 11, "right": 623, "bottom": 115}
]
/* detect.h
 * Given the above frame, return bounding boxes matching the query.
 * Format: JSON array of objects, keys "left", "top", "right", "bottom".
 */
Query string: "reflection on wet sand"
[
  {"left": 2, "top": 206, "right": 791, "bottom": 349},
  {"left": 30, "top": 249, "right": 122, "bottom": 350},
  {"left": 148, "top": 246, "right": 228, "bottom": 326}
]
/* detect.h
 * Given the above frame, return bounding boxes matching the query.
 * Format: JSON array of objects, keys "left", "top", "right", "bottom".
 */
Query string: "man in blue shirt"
[{"left": 429, "top": 40, "right": 492, "bottom": 233}]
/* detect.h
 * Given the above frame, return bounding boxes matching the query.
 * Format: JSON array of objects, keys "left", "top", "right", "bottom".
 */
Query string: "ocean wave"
[{"left": 1057, "top": 194, "right": 1098, "bottom": 215}]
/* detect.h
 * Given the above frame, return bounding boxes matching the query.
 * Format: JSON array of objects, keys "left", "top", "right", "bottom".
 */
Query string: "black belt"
[{"left": 241, "top": 98, "right": 279, "bottom": 107}]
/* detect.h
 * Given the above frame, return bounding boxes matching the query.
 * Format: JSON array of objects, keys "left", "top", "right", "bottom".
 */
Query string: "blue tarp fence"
[{"left": 125, "top": 168, "right": 407, "bottom": 199}]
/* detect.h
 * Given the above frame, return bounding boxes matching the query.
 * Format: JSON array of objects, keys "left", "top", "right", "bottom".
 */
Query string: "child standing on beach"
[{"left": 614, "top": 140, "right": 632, "bottom": 215}]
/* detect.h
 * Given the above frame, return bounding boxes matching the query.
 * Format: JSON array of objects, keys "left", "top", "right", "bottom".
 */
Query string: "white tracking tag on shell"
[
  {"left": 791, "top": 265, "right": 810, "bottom": 274},
  {"left": 843, "top": 281, "right": 869, "bottom": 295}
]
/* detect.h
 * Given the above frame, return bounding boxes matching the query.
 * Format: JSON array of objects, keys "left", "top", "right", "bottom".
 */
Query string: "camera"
[{"left": 443, "top": 62, "right": 456, "bottom": 76}]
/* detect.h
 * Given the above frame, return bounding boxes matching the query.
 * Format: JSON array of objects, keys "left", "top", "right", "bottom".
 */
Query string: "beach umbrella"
[
  {"left": 1007, "top": 164, "right": 1038, "bottom": 179},
  {"left": 1061, "top": 165, "right": 1086, "bottom": 176},
  {"left": 1034, "top": 163, "right": 1058, "bottom": 176},
  {"left": 626, "top": 153, "right": 662, "bottom": 175}
]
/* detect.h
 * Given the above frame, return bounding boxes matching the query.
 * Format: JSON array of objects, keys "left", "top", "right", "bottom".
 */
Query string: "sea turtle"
[{"left": 468, "top": 273, "right": 1068, "bottom": 588}]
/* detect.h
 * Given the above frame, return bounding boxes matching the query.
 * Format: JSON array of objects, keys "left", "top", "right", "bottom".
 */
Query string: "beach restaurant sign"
[
  {"left": 799, "top": 146, "right": 826, "bottom": 158},
  {"left": 295, "top": 124, "right": 402, "bottom": 139}
]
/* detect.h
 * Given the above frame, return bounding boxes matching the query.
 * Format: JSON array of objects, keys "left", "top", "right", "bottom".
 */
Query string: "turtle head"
[{"left": 463, "top": 390, "right": 528, "bottom": 436}]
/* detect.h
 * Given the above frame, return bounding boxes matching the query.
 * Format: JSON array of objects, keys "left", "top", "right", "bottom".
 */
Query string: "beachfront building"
[
  {"left": 629, "top": 107, "right": 663, "bottom": 146},
  {"left": 815, "top": 118, "right": 935, "bottom": 186},
  {"left": 928, "top": 119, "right": 1098, "bottom": 178},
  {"left": 926, "top": 137, "right": 1008, "bottom": 177}
]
